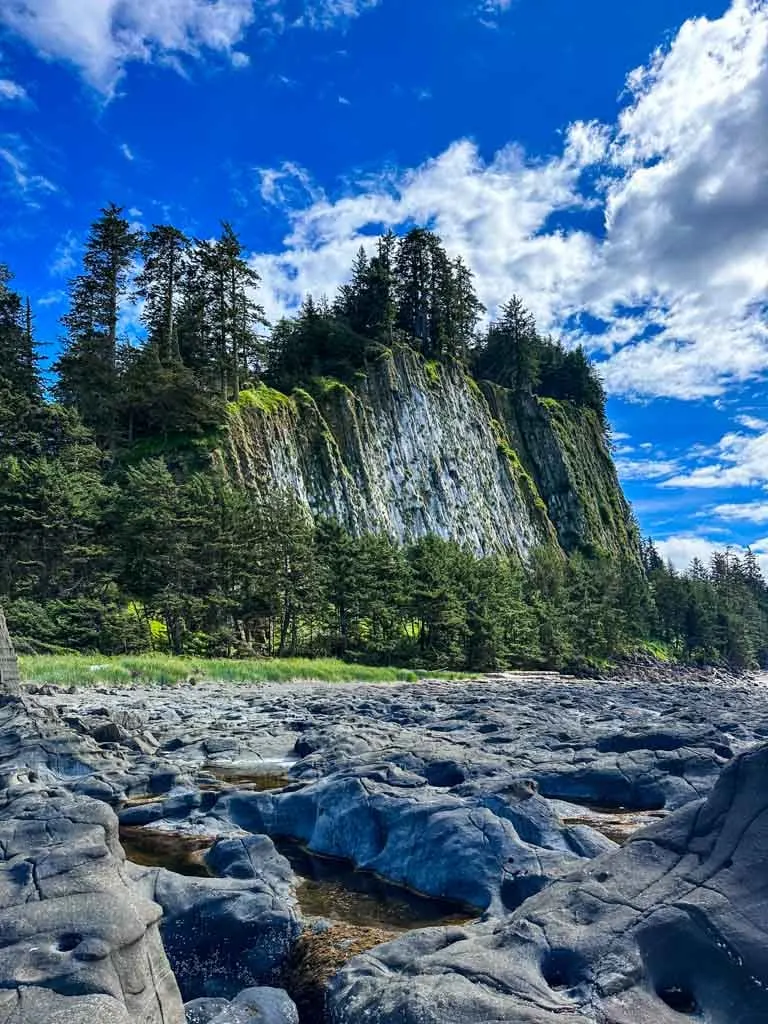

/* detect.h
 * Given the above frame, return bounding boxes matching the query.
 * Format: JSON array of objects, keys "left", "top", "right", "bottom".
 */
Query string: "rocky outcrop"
[
  {"left": 223, "top": 347, "right": 635, "bottom": 558},
  {"left": 0, "top": 608, "right": 20, "bottom": 696},
  {"left": 199, "top": 765, "right": 610, "bottom": 914},
  {"left": 327, "top": 740, "right": 768, "bottom": 1023},
  {"left": 0, "top": 783, "right": 185, "bottom": 1024}
]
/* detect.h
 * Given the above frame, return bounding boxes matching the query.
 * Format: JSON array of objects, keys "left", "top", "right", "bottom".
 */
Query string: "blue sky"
[{"left": 1, "top": 0, "right": 768, "bottom": 570}]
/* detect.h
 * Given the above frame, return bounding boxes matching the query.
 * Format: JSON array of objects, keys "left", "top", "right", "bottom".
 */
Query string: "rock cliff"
[{"left": 222, "top": 346, "right": 636, "bottom": 560}]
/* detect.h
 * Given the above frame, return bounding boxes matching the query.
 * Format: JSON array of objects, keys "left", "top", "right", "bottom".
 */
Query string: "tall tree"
[
  {"left": 199, "top": 223, "right": 266, "bottom": 400},
  {"left": 55, "top": 204, "right": 141, "bottom": 443},
  {"left": 0, "top": 265, "right": 41, "bottom": 457},
  {"left": 135, "top": 224, "right": 189, "bottom": 363}
]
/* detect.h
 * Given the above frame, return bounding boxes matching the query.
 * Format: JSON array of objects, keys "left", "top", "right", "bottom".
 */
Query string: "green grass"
[
  {"left": 230, "top": 384, "right": 293, "bottom": 416},
  {"left": 18, "top": 654, "right": 443, "bottom": 688}
]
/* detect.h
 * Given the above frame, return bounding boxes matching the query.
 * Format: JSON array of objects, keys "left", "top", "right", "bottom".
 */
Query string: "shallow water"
[
  {"left": 120, "top": 826, "right": 213, "bottom": 876},
  {"left": 199, "top": 759, "right": 296, "bottom": 791},
  {"left": 274, "top": 837, "right": 475, "bottom": 931},
  {"left": 556, "top": 800, "right": 667, "bottom": 845}
]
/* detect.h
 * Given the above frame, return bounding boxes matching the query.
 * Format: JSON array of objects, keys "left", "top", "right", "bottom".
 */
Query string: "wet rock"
[
  {"left": 184, "top": 997, "right": 231, "bottom": 1023},
  {"left": 327, "top": 741, "right": 768, "bottom": 1023},
  {"left": 205, "top": 763, "right": 589, "bottom": 913},
  {"left": 129, "top": 852, "right": 301, "bottom": 1001},
  {"left": 208, "top": 987, "right": 299, "bottom": 1024}
]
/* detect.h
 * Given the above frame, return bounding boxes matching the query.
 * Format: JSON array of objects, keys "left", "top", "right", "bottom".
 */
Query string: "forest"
[{"left": 1, "top": 204, "right": 767, "bottom": 671}]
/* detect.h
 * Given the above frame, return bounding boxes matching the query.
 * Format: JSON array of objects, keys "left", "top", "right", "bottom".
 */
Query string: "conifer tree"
[
  {"left": 55, "top": 204, "right": 141, "bottom": 443},
  {"left": 135, "top": 224, "right": 189, "bottom": 363}
]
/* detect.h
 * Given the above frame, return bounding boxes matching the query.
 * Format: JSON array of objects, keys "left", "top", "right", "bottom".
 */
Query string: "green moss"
[
  {"left": 313, "top": 376, "right": 355, "bottom": 398},
  {"left": 536, "top": 397, "right": 636, "bottom": 557},
  {"left": 230, "top": 384, "right": 293, "bottom": 416},
  {"left": 424, "top": 360, "right": 441, "bottom": 386},
  {"left": 490, "top": 418, "right": 548, "bottom": 514},
  {"left": 291, "top": 387, "right": 317, "bottom": 410},
  {"left": 537, "top": 396, "right": 563, "bottom": 413},
  {"left": 464, "top": 375, "right": 483, "bottom": 399}
]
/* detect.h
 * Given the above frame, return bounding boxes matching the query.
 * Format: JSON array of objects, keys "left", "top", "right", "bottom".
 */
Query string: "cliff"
[{"left": 222, "top": 346, "right": 637, "bottom": 560}]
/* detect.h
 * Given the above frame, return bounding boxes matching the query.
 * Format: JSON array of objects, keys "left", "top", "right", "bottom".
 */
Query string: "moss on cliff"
[
  {"left": 218, "top": 347, "right": 636, "bottom": 563},
  {"left": 230, "top": 384, "right": 294, "bottom": 416}
]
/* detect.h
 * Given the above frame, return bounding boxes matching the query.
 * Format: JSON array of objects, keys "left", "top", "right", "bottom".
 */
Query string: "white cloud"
[
  {"left": 120, "top": 142, "right": 135, "bottom": 161},
  {"left": 662, "top": 420, "right": 768, "bottom": 489},
  {"left": 711, "top": 501, "right": 768, "bottom": 524},
  {"left": 37, "top": 289, "right": 66, "bottom": 306},
  {"left": 249, "top": 124, "right": 607, "bottom": 326},
  {"left": 615, "top": 458, "right": 680, "bottom": 481},
  {"left": 656, "top": 534, "right": 768, "bottom": 577},
  {"left": 248, "top": 0, "right": 768, "bottom": 402},
  {"left": 49, "top": 231, "right": 79, "bottom": 277},
  {"left": 0, "top": 78, "right": 28, "bottom": 101},
  {"left": 0, "top": 0, "right": 380, "bottom": 97},
  {"left": 0, "top": 140, "right": 57, "bottom": 204}
]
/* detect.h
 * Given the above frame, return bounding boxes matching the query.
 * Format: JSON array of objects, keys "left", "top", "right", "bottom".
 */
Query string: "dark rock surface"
[
  {"left": 129, "top": 839, "right": 301, "bottom": 1001},
  {"left": 327, "top": 740, "right": 768, "bottom": 1023},
  {"left": 0, "top": 773, "right": 185, "bottom": 1022},
  {"left": 4, "top": 671, "right": 768, "bottom": 1021}
]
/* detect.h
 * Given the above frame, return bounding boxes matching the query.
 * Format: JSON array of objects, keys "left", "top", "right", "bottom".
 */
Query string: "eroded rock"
[{"left": 327, "top": 741, "right": 768, "bottom": 1023}]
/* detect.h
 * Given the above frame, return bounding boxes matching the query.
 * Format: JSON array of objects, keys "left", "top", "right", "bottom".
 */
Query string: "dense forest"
[{"left": 1, "top": 204, "right": 767, "bottom": 671}]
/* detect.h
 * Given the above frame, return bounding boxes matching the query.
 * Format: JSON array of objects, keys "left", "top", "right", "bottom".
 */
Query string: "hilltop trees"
[
  {"left": 2, "top": 207, "right": 765, "bottom": 671},
  {"left": 53, "top": 210, "right": 266, "bottom": 446},
  {"left": 47, "top": 209, "right": 606, "bottom": 439}
]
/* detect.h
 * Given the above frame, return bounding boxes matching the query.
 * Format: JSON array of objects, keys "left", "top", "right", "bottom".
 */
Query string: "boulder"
[
  {"left": 0, "top": 784, "right": 185, "bottom": 1024},
  {"left": 130, "top": 843, "right": 301, "bottom": 1001},
  {"left": 327, "top": 741, "right": 768, "bottom": 1023},
  {"left": 207, "top": 987, "right": 299, "bottom": 1024}
]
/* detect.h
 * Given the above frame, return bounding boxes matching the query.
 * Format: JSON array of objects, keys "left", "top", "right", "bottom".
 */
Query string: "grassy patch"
[
  {"left": 231, "top": 384, "right": 293, "bottom": 416},
  {"left": 313, "top": 377, "right": 355, "bottom": 398},
  {"left": 18, "top": 654, "right": 444, "bottom": 688}
]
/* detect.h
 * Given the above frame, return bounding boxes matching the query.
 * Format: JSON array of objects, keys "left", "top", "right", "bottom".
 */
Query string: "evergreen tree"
[
  {"left": 55, "top": 204, "right": 141, "bottom": 443},
  {"left": 135, "top": 224, "right": 189, "bottom": 363},
  {"left": 0, "top": 265, "right": 41, "bottom": 457}
]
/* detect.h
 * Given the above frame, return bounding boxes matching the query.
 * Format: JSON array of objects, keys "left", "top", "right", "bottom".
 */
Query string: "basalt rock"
[
  {"left": 0, "top": 784, "right": 185, "bottom": 1024},
  {"left": 327, "top": 741, "right": 768, "bottom": 1024},
  {"left": 129, "top": 839, "right": 301, "bottom": 1002}
]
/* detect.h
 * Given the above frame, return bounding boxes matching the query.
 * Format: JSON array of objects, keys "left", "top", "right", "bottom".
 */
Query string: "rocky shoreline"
[
  {"left": 0, "top": 670, "right": 767, "bottom": 1022},
  {"left": 589, "top": 652, "right": 758, "bottom": 686}
]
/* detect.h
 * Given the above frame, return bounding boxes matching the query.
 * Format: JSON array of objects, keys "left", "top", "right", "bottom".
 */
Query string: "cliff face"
[{"left": 223, "top": 347, "right": 637, "bottom": 560}]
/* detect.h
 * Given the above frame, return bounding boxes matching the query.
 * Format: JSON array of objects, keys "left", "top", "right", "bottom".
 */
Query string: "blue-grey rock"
[{"left": 327, "top": 741, "right": 768, "bottom": 1023}]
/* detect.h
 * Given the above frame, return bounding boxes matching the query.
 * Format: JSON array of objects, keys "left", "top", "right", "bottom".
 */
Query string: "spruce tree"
[
  {"left": 55, "top": 204, "right": 141, "bottom": 443},
  {"left": 135, "top": 224, "right": 189, "bottom": 363}
]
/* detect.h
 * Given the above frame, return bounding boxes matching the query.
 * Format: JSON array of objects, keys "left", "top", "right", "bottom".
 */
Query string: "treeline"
[
  {"left": 33, "top": 203, "right": 606, "bottom": 450},
  {"left": 1, "top": 204, "right": 767, "bottom": 671},
  {"left": 644, "top": 543, "right": 768, "bottom": 669}
]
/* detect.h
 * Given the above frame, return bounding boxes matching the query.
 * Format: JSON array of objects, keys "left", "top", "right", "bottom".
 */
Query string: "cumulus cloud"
[
  {"left": 248, "top": 0, "right": 768, "bottom": 402},
  {"left": 711, "top": 501, "right": 768, "bottom": 524},
  {"left": 0, "top": 0, "right": 380, "bottom": 97},
  {"left": 655, "top": 534, "right": 768, "bottom": 577},
  {"left": 662, "top": 420, "right": 768, "bottom": 489}
]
